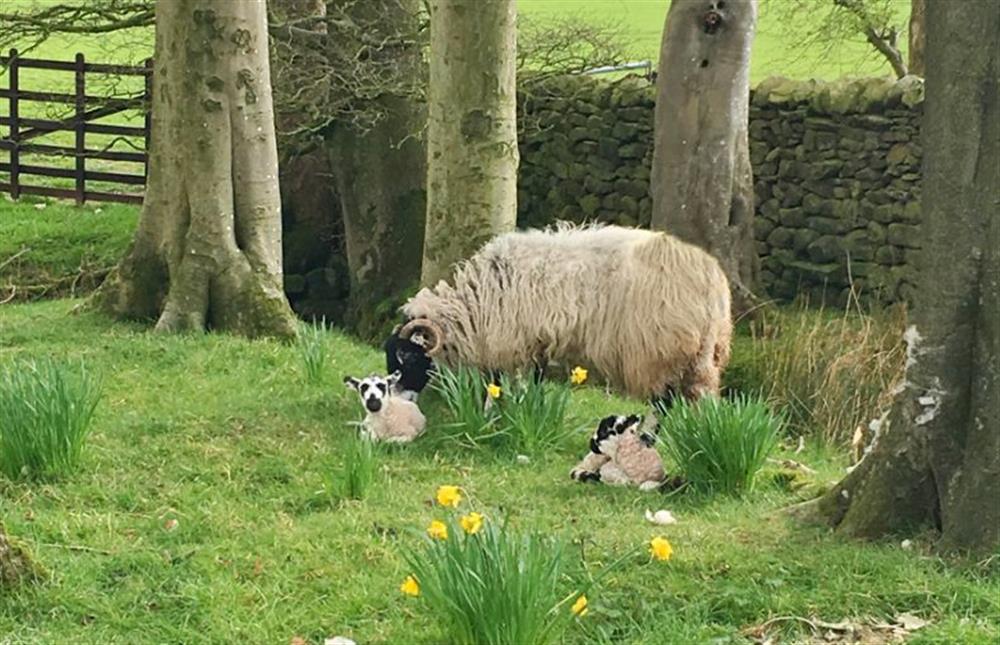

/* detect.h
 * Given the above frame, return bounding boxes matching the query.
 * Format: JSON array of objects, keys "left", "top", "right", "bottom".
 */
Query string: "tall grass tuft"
[
  {"left": 431, "top": 366, "right": 573, "bottom": 454},
  {"left": 497, "top": 374, "right": 573, "bottom": 455},
  {"left": 403, "top": 515, "right": 576, "bottom": 645},
  {"left": 656, "top": 395, "right": 782, "bottom": 496},
  {"left": 332, "top": 429, "right": 380, "bottom": 501},
  {"left": 430, "top": 365, "right": 502, "bottom": 448},
  {"left": 0, "top": 358, "right": 102, "bottom": 480},
  {"left": 296, "top": 319, "right": 328, "bottom": 384},
  {"left": 727, "top": 300, "right": 905, "bottom": 444}
]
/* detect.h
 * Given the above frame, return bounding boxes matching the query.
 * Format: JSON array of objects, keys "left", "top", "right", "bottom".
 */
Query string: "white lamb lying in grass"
[
  {"left": 570, "top": 414, "right": 666, "bottom": 491},
  {"left": 343, "top": 371, "right": 426, "bottom": 443}
]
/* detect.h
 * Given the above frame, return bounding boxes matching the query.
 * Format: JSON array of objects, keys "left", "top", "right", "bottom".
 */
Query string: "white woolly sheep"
[
  {"left": 343, "top": 372, "right": 426, "bottom": 443},
  {"left": 394, "top": 223, "right": 732, "bottom": 404},
  {"left": 570, "top": 414, "right": 666, "bottom": 490}
]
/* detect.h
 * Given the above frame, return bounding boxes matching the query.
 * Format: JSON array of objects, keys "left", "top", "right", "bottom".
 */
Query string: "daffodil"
[
  {"left": 571, "top": 595, "right": 588, "bottom": 617},
  {"left": 400, "top": 575, "right": 420, "bottom": 596},
  {"left": 436, "top": 485, "right": 462, "bottom": 508},
  {"left": 570, "top": 366, "right": 588, "bottom": 385},
  {"left": 649, "top": 536, "right": 673, "bottom": 561},
  {"left": 487, "top": 383, "right": 502, "bottom": 399},
  {"left": 427, "top": 520, "right": 448, "bottom": 540},
  {"left": 459, "top": 512, "right": 484, "bottom": 535}
]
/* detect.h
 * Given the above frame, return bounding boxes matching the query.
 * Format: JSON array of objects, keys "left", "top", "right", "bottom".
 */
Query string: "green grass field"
[{"left": 1, "top": 300, "right": 997, "bottom": 644}]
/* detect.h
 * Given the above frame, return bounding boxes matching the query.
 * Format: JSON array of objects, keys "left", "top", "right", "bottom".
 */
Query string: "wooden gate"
[{"left": 0, "top": 49, "right": 151, "bottom": 205}]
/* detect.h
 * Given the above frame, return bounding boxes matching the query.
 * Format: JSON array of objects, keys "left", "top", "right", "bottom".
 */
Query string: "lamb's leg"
[
  {"left": 597, "top": 462, "right": 631, "bottom": 486},
  {"left": 570, "top": 452, "right": 610, "bottom": 482}
]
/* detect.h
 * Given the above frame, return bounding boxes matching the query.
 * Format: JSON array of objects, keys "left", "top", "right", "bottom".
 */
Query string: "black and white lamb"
[
  {"left": 343, "top": 372, "right": 426, "bottom": 443},
  {"left": 570, "top": 414, "right": 666, "bottom": 491}
]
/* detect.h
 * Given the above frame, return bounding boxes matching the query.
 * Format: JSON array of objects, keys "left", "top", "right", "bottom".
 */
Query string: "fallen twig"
[{"left": 0, "top": 248, "right": 29, "bottom": 272}]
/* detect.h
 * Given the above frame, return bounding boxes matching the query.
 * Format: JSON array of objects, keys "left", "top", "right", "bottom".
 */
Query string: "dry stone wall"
[{"left": 516, "top": 74, "right": 925, "bottom": 305}]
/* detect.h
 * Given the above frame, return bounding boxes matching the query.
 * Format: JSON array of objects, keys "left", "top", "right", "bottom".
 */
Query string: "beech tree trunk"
[
  {"left": 326, "top": 0, "right": 426, "bottom": 335},
  {"left": 650, "top": 0, "right": 758, "bottom": 315},
  {"left": 808, "top": 0, "right": 999, "bottom": 553},
  {"left": 92, "top": 0, "right": 297, "bottom": 338},
  {"left": 908, "top": 0, "right": 925, "bottom": 77},
  {"left": 420, "top": 0, "right": 519, "bottom": 287}
]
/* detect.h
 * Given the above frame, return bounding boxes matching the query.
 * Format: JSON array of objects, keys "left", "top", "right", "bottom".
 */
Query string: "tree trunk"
[
  {"left": 908, "top": 0, "right": 925, "bottom": 76},
  {"left": 329, "top": 95, "right": 426, "bottom": 338},
  {"left": 323, "top": 0, "right": 426, "bottom": 338},
  {"left": 420, "top": 0, "right": 519, "bottom": 287},
  {"left": 0, "top": 522, "right": 41, "bottom": 586},
  {"left": 806, "top": 0, "right": 999, "bottom": 554},
  {"left": 92, "top": 0, "right": 297, "bottom": 339},
  {"left": 650, "top": 0, "right": 759, "bottom": 315}
]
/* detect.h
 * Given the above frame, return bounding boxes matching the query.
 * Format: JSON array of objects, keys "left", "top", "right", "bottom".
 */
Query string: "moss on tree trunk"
[
  {"left": 91, "top": 0, "right": 296, "bottom": 339},
  {"left": 650, "top": 0, "right": 759, "bottom": 314},
  {"left": 420, "top": 0, "right": 519, "bottom": 287},
  {"left": 800, "top": 0, "right": 999, "bottom": 554}
]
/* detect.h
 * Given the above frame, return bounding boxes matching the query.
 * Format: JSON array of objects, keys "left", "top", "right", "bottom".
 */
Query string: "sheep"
[
  {"left": 343, "top": 372, "right": 426, "bottom": 443},
  {"left": 389, "top": 223, "right": 732, "bottom": 406},
  {"left": 570, "top": 414, "right": 666, "bottom": 490}
]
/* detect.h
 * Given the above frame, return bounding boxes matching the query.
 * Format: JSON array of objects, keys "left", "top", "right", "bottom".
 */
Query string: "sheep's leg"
[
  {"left": 681, "top": 334, "right": 723, "bottom": 401},
  {"left": 651, "top": 384, "right": 679, "bottom": 413},
  {"left": 570, "top": 452, "right": 609, "bottom": 482},
  {"left": 532, "top": 356, "right": 548, "bottom": 384}
]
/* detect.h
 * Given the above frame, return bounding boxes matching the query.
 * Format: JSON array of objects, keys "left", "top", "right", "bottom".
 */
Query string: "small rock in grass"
[
  {"left": 516, "top": 454, "right": 530, "bottom": 464},
  {"left": 901, "top": 539, "right": 913, "bottom": 550},
  {"left": 645, "top": 509, "right": 677, "bottom": 525},
  {"left": 325, "top": 638, "right": 357, "bottom": 645}
]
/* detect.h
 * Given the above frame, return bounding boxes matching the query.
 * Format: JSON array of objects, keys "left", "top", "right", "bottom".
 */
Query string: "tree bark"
[
  {"left": 0, "top": 522, "right": 41, "bottom": 586},
  {"left": 323, "top": 0, "right": 426, "bottom": 337},
  {"left": 420, "top": 0, "right": 519, "bottom": 287},
  {"left": 650, "top": 0, "right": 759, "bottom": 315},
  {"left": 908, "top": 0, "right": 925, "bottom": 77},
  {"left": 806, "top": 0, "right": 999, "bottom": 554},
  {"left": 92, "top": 0, "right": 297, "bottom": 339}
]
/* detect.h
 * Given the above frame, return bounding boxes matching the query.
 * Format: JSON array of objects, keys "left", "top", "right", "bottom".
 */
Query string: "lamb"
[
  {"left": 343, "top": 372, "right": 426, "bottom": 443},
  {"left": 388, "top": 223, "right": 731, "bottom": 406},
  {"left": 570, "top": 414, "right": 666, "bottom": 490}
]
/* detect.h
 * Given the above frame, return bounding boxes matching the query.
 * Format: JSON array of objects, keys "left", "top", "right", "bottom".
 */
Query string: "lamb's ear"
[
  {"left": 387, "top": 370, "right": 402, "bottom": 387},
  {"left": 639, "top": 432, "right": 657, "bottom": 448},
  {"left": 343, "top": 376, "right": 361, "bottom": 391}
]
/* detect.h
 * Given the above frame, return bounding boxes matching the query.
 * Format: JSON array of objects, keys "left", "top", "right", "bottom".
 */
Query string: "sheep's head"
[
  {"left": 344, "top": 372, "right": 400, "bottom": 413},
  {"left": 590, "top": 414, "right": 643, "bottom": 457},
  {"left": 398, "top": 318, "right": 444, "bottom": 357}
]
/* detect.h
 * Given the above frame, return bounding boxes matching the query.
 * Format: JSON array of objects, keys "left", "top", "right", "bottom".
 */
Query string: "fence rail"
[{"left": 0, "top": 49, "right": 151, "bottom": 206}]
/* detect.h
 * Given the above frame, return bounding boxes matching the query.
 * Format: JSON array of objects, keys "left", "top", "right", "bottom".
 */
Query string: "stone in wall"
[{"left": 517, "top": 74, "right": 925, "bottom": 307}]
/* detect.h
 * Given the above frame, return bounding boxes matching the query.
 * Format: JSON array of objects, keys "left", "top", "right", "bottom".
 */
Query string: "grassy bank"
[{"left": 0, "top": 300, "right": 996, "bottom": 644}]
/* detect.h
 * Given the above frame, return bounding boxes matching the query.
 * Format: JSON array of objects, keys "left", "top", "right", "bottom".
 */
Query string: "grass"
[
  {"left": 728, "top": 300, "right": 906, "bottom": 444},
  {"left": 0, "top": 357, "right": 101, "bottom": 480},
  {"left": 430, "top": 366, "right": 575, "bottom": 455},
  {"left": 295, "top": 319, "right": 329, "bottom": 384},
  {"left": 331, "top": 428, "right": 380, "bottom": 502},
  {"left": 403, "top": 511, "right": 577, "bottom": 645},
  {"left": 0, "top": 299, "right": 997, "bottom": 644},
  {"left": 656, "top": 395, "right": 782, "bottom": 496},
  {"left": 520, "top": 0, "right": 912, "bottom": 83},
  {"left": 0, "top": 199, "right": 138, "bottom": 300}
]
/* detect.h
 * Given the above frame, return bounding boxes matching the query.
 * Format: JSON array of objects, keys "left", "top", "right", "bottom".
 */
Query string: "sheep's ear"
[
  {"left": 343, "top": 376, "right": 360, "bottom": 391},
  {"left": 387, "top": 371, "right": 401, "bottom": 387}
]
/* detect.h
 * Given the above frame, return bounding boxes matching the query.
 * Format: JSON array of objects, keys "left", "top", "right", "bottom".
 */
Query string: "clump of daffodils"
[
  {"left": 570, "top": 366, "right": 588, "bottom": 386},
  {"left": 460, "top": 512, "right": 484, "bottom": 535},
  {"left": 399, "top": 575, "right": 420, "bottom": 597},
  {"left": 571, "top": 595, "right": 588, "bottom": 617},
  {"left": 436, "top": 484, "right": 462, "bottom": 508},
  {"left": 486, "top": 383, "right": 502, "bottom": 399},
  {"left": 649, "top": 536, "right": 673, "bottom": 561}
]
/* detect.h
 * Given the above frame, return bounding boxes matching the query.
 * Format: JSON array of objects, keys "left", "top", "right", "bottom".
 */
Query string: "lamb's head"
[
  {"left": 344, "top": 372, "right": 401, "bottom": 413},
  {"left": 590, "top": 414, "right": 644, "bottom": 458}
]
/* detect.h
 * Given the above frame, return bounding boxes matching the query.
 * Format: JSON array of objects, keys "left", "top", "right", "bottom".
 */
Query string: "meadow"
[{"left": 1, "top": 299, "right": 998, "bottom": 644}]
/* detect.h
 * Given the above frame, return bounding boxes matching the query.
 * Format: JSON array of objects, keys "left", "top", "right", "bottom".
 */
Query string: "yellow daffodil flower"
[
  {"left": 459, "top": 512, "right": 484, "bottom": 535},
  {"left": 650, "top": 536, "right": 673, "bottom": 561},
  {"left": 436, "top": 485, "right": 462, "bottom": 508},
  {"left": 571, "top": 595, "right": 588, "bottom": 617},
  {"left": 427, "top": 520, "right": 448, "bottom": 540},
  {"left": 487, "top": 383, "right": 502, "bottom": 399},
  {"left": 399, "top": 575, "right": 420, "bottom": 596},
  {"left": 570, "top": 366, "right": 588, "bottom": 385}
]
